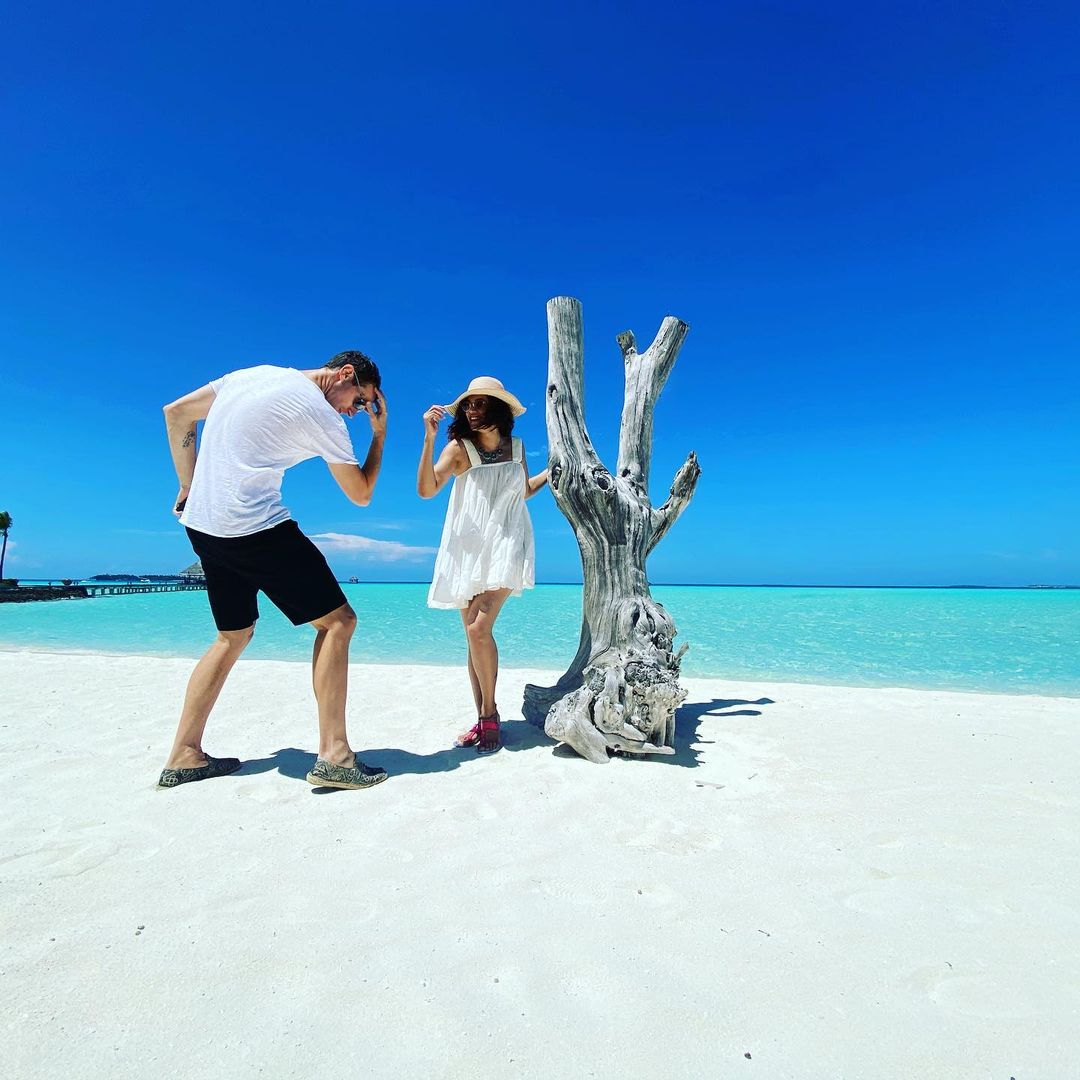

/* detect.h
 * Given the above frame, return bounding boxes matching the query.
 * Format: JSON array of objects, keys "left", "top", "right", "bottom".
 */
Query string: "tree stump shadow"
[{"left": 643, "top": 696, "right": 776, "bottom": 768}]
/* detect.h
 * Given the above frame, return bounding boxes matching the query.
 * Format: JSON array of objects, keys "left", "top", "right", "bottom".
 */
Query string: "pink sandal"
[
  {"left": 454, "top": 722, "right": 482, "bottom": 748},
  {"left": 477, "top": 712, "right": 502, "bottom": 755}
]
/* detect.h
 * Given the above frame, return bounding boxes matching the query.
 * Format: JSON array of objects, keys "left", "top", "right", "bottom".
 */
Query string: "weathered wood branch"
[
  {"left": 523, "top": 297, "right": 700, "bottom": 762},
  {"left": 649, "top": 450, "right": 701, "bottom": 554},
  {"left": 545, "top": 297, "right": 621, "bottom": 547},
  {"left": 546, "top": 296, "right": 602, "bottom": 474},
  {"left": 616, "top": 316, "right": 690, "bottom": 491}
]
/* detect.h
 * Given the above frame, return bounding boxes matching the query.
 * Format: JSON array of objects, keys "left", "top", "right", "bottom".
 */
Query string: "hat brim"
[{"left": 444, "top": 388, "right": 526, "bottom": 417}]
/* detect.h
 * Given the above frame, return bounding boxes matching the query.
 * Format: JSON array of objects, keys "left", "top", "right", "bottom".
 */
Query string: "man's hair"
[
  {"left": 448, "top": 396, "right": 515, "bottom": 442},
  {"left": 327, "top": 350, "right": 381, "bottom": 389}
]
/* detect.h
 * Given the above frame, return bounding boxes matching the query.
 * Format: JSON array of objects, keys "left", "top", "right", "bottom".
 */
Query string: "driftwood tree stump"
[{"left": 524, "top": 296, "right": 701, "bottom": 762}]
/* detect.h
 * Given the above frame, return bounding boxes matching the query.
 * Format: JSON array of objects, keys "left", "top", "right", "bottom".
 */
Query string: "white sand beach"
[{"left": 1, "top": 650, "right": 1077, "bottom": 1079}]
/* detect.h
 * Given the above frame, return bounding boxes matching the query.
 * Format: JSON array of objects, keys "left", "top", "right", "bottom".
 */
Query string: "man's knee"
[
  {"left": 313, "top": 603, "right": 357, "bottom": 634},
  {"left": 218, "top": 625, "right": 255, "bottom": 651}
]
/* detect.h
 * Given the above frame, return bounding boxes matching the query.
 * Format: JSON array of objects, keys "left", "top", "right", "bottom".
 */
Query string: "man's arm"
[
  {"left": 328, "top": 388, "right": 388, "bottom": 507},
  {"left": 328, "top": 439, "right": 384, "bottom": 507},
  {"left": 163, "top": 384, "right": 217, "bottom": 514}
]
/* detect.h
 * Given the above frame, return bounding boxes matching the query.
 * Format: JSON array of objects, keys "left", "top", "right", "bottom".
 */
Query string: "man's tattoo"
[{"left": 181, "top": 429, "right": 195, "bottom": 448}]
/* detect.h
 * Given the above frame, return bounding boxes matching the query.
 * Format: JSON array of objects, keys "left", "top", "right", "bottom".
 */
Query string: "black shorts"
[{"left": 186, "top": 520, "right": 347, "bottom": 631}]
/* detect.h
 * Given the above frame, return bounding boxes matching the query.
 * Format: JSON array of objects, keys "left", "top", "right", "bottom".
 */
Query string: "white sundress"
[{"left": 427, "top": 436, "right": 536, "bottom": 610}]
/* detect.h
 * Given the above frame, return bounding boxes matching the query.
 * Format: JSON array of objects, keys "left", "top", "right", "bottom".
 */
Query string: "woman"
[{"left": 418, "top": 376, "right": 548, "bottom": 754}]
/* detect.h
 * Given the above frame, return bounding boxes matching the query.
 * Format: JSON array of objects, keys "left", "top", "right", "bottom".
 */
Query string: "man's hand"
[
  {"left": 173, "top": 486, "right": 190, "bottom": 516},
  {"left": 367, "top": 388, "right": 388, "bottom": 439}
]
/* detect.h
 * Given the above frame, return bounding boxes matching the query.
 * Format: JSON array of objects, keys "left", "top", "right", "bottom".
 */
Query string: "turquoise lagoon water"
[{"left": 2, "top": 584, "right": 1078, "bottom": 696}]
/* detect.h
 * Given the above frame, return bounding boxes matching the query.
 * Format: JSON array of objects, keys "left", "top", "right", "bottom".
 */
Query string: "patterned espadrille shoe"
[
  {"left": 157, "top": 754, "right": 242, "bottom": 789},
  {"left": 305, "top": 757, "right": 388, "bottom": 790}
]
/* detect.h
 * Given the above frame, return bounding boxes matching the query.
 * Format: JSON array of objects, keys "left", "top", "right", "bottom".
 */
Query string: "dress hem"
[{"left": 427, "top": 580, "right": 534, "bottom": 610}]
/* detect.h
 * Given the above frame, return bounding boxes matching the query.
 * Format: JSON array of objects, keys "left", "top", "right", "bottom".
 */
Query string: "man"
[{"left": 159, "top": 350, "right": 389, "bottom": 791}]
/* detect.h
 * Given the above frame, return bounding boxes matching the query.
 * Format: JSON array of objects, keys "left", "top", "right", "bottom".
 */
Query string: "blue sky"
[{"left": 2, "top": 1, "right": 1077, "bottom": 586}]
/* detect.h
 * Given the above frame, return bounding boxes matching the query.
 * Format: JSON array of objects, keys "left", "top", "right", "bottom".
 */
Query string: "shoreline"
[
  {"left": 2, "top": 643, "right": 1078, "bottom": 701},
  {"left": 12, "top": 579, "right": 1080, "bottom": 589}
]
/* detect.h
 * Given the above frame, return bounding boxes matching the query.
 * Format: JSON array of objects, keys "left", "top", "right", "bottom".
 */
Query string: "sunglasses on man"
[{"left": 353, "top": 370, "right": 381, "bottom": 416}]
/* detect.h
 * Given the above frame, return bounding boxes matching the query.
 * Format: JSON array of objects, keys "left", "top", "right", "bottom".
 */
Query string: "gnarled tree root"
[{"left": 543, "top": 655, "right": 686, "bottom": 763}]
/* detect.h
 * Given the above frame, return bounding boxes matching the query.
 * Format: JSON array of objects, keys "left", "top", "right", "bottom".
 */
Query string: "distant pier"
[
  {"left": 0, "top": 581, "right": 206, "bottom": 603},
  {"left": 83, "top": 582, "right": 206, "bottom": 597}
]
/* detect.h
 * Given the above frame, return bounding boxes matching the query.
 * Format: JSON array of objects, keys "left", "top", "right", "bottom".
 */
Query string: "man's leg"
[
  {"left": 165, "top": 625, "right": 254, "bottom": 769},
  {"left": 310, "top": 602, "right": 357, "bottom": 766},
  {"left": 253, "top": 524, "right": 385, "bottom": 788}
]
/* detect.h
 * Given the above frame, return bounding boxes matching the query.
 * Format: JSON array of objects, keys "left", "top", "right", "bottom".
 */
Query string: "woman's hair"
[
  {"left": 448, "top": 395, "right": 515, "bottom": 443},
  {"left": 327, "top": 349, "right": 381, "bottom": 390}
]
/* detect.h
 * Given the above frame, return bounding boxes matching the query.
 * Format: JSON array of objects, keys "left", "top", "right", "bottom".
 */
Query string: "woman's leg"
[
  {"left": 458, "top": 609, "right": 484, "bottom": 715},
  {"left": 454, "top": 609, "right": 485, "bottom": 746},
  {"left": 464, "top": 588, "right": 512, "bottom": 750}
]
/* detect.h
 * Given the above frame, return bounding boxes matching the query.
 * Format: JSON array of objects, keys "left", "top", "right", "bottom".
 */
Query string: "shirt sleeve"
[
  {"left": 302, "top": 402, "right": 359, "bottom": 465},
  {"left": 209, "top": 374, "right": 228, "bottom": 395}
]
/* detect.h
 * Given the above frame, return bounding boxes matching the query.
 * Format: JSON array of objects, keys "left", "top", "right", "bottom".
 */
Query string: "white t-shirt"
[{"left": 180, "top": 366, "right": 358, "bottom": 538}]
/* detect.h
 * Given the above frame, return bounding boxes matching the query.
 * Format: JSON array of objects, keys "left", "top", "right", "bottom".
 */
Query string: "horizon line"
[
  {"left": 335, "top": 581, "right": 1080, "bottom": 590},
  {"left": 16, "top": 578, "right": 1078, "bottom": 591}
]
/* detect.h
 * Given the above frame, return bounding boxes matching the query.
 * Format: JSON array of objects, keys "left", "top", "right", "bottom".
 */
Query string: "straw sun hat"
[{"left": 444, "top": 376, "right": 526, "bottom": 417}]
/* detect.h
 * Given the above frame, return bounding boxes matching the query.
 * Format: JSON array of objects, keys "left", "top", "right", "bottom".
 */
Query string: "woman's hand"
[
  {"left": 525, "top": 469, "right": 549, "bottom": 499},
  {"left": 423, "top": 404, "right": 447, "bottom": 439}
]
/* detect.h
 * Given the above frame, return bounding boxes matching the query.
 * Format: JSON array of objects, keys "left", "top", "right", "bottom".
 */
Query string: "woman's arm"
[
  {"left": 520, "top": 445, "right": 549, "bottom": 499},
  {"left": 418, "top": 405, "right": 466, "bottom": 497},
  {"left": 525, "top": 469, "right": 549, "bottom": 498}
]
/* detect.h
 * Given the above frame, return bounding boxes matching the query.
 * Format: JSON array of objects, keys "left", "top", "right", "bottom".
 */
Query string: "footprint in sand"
[
  {"left": 839, "top": 879, "right": 915, "bottom": 918},
  {"left": 620, "top": 817, "right": 718, "bottom": 857},
  {"left": 840, "top": 877, "right": 994, "bottom": 931},
  {"left": 631, "top": 881, "right": 680, "bottom": 908},
  {"left": 864, "top": 831, "right": 905, "bottom": 850},
  {"left": 274, "top": 894, "right": 379, "bottom": 926},
  {"left": 4, "top": 839, "right": 120, "bottom": 879},
  {"left": 232, "top": 782, "right": 283, "bottom": 805},
  {"left": 458, "top": 797, "right": 499, "bottom": 822},
  {"left": 560, "top": 965, "right": 618, "bottom": 1005},
  {"left": 917, "top": 967, "right": 1041, "bottom": 1021},
  {"left": 537, "top": 876, "right": 617, "bottom": 908}
]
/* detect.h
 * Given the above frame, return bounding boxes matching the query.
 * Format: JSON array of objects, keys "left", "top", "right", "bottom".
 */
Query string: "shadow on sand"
[
  {"left": 239, "top": 719, "right": 555, "bottom": 791},
  {"left": 655, "top": 696, "right": 776, "bottom": 768},
  {"left": 237, "top": 699, "right": 774, "bottom": 782}
]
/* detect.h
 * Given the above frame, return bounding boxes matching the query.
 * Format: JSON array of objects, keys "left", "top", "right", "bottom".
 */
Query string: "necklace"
[{"left": 475, "top": 440, "right": 506, "bottom": 464}]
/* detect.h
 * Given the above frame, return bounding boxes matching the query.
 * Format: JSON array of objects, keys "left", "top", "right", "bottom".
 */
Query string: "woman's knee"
[{"left": 466, "top": 613, "right": 493, "bottom": 646}]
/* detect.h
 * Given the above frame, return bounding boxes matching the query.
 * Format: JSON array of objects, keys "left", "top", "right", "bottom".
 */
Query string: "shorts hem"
[
  {"left": 211, "top": 613, "right": 260, "bottom": 632},
  {"left": 284, "top": 593, "right": 349, "bottom": 626}
]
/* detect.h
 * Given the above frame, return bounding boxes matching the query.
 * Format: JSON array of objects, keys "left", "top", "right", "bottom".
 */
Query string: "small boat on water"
[{"left": 348, "top": 576, "right": 359, "bottom": 584}]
